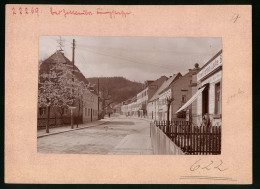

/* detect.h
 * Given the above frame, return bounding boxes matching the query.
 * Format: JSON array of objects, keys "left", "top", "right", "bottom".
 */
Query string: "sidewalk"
[{"left": 37, "top": 118, "right": 113, "bottom": 138}]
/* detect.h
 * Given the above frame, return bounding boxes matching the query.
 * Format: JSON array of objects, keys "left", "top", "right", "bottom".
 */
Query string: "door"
[{"left": 202, "top": 86, "right": 209, "bottom": 116}]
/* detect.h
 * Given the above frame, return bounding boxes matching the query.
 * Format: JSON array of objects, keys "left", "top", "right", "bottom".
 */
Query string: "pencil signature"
[{"left": 227, "top": 88, "right": 245, "bottom": 104}]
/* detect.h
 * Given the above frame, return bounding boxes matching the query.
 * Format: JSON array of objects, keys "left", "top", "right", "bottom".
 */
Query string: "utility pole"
[{"left": 71, "top": 39, "right": 75, "bottom": 129}]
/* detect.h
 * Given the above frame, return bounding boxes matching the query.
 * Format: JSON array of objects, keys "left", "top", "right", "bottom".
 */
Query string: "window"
[
  {"left": 182, "top": 95, "right": 186, "bottom": 103},
  {"left": 88, "top": 109, "right": 90, "bottom": 116},
  {"left": 215, "top": 82, "right": 221, "bottom": 115}
]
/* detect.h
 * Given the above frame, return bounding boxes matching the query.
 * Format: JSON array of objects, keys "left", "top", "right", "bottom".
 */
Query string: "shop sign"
[
  {"left": 197, "top": 53, "right": 222, "bottom": 81},
  {"left": 201, "top": 71, "right": 222, "bottom": 86}
]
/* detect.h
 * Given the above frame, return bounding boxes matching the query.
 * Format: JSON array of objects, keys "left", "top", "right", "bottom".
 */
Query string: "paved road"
[{"left": 37, "top": 117, "right": 153, "bottom": 154}]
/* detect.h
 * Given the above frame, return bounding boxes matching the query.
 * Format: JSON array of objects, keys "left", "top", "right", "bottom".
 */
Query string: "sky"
[{"left": 39, "top": 36, "right": 222, "bottom": 83}]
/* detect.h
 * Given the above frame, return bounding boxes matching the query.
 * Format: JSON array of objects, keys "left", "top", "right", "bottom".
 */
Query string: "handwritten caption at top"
[{"left": 11, "top": 7, "right": 132, "bottom": 19}]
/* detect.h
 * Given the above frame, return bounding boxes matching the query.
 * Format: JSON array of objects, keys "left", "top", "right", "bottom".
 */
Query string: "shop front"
[
  {"left": 196, "top": 50, "right": 222, "bottom": 126},
  {"left": 175, "top": 50, "right": 222, "bottom": 126}
]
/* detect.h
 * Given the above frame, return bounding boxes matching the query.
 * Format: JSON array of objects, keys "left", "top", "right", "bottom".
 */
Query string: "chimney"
[{"left": 194, "top": 63, "right": 199, "bottom": 69}]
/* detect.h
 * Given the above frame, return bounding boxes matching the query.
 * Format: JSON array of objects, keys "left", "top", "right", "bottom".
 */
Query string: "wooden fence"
[
  {"left": 154, "top": 121, "right": 221, "bottom": 155},
  {"left": 150, "top": 122, "right": 184, "bottom": 155}
]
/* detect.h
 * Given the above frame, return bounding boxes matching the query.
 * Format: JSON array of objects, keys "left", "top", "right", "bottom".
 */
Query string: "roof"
[
  {"left": 199, "top": 49, "right": 222, "bottom": 70},
  {"left": 149, "top": 73, "right": 182, "bottom": 102},
  {"left": 39, "top": 50, "right": 89, "bottom": 85},
  {"left": 159, "top": 71, "right": 193, "bottom": 95}
]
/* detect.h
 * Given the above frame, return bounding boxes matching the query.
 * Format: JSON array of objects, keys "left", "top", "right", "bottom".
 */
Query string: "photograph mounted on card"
[{"left": 5, "top": 4, "right": 252, "bottom": 184}]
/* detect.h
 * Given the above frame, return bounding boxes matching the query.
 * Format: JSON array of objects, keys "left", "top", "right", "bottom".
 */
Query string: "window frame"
[{"left": 214, "top": 81, "right": 222, "bottom": 117}]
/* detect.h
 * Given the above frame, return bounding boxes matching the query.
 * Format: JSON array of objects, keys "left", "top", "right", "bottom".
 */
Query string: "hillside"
[{"left": 87, "top": 77, "right": 144, "bottom": 104}]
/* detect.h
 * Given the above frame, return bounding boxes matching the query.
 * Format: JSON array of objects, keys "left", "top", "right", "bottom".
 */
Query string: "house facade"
[
  {"left": 196, "top": 50, "right": 222, "bottom": 126},
  {"left": 121, "top": 96, "right": 138, "bottom": 117},
  {"left": 157, "top": 88, "right": 172, "bottom": 121},
  {"left": 147, "top": 73, "right": 182, "bottom": 121},
  {"left": 83, "top": 90, "right": 99, "bottom": 123},
  {"left": 168, "top": 65, "right": 200, "bottom": 123},
  {"left": 175, "top": 50, "right": 222, "bottom": 126},
  {"left": 136, "top": 87, "right": 148, "bottom": 117},
  {"left": 136, "top": 76, "right": 168, "bottom": 118}
]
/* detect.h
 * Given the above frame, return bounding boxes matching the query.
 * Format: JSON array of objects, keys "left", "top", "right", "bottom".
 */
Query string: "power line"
[
  {"left": 76, "top": 45, "right": 172, "bottom": 70},
  {"left": 73, "top": 41, "right": 217, "bottom": 55}
]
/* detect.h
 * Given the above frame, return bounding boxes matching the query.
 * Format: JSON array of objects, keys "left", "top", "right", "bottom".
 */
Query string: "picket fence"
[{"left": 154, "top": 121, "right": 221, "bottom": 155}]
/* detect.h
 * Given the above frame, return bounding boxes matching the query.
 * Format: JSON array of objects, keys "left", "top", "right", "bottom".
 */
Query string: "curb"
[{"left": 37, "top": 120, "right": 111, "bottom": 138}]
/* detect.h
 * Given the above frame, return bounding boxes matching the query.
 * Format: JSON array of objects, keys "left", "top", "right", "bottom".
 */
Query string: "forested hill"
[{"left": 87, "top": 77, "right": 144, "bottom": 104}]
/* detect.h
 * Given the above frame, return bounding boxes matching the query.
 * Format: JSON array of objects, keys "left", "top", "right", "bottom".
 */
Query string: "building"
[
  {"left": 38, "top": 50, "right": 99, "bottom": 125},
  {"left": 136, "top": 76, "right": 168, "bottom": 118},
  {"left": 113, "top": 103, "right": 123, "bottom": 115},
  {"left": 82, "top": 89, "right": 99, "bottom": 122},
  {"left": 121, "top": 96, "right": 138, "bottom": 116},
  {"left": 196, "top": 50, "right": 222, "bottom": 126},
  {"left": 147, "top": 73, "right": 182, "bottom": 121},
  {"left": 176, "top": 50, "right": 222, "bottom": 126},
  {"left": 159, "top": 64, "right": 200, "bottom": 123}
]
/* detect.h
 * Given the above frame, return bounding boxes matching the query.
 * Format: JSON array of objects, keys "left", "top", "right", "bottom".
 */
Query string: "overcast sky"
[{"left": 39, "top": 36, "right": 222, "bottom": 83}]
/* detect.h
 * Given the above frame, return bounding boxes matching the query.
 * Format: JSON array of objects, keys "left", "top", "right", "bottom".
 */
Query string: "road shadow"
[{"left": 107, "top": 121, "right": 135, "bottom": 125}]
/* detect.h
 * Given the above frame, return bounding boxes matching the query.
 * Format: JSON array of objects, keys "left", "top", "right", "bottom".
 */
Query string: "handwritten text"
[
  {"left": 190, "top": 159, "right": 228, "bottom": 172},
  {"left": 227, "top": 88, "right": 245, "bottom": 103}
]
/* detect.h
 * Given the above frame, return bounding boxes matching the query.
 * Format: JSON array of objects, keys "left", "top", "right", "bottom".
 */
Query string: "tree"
[
  {"left": 166, "top": 97, "right": 174, "bottom": 136},
  {"left": 38, "top": 57, "right": 84, "bottom": 133},
  {"left": 99, "top": 81, "right": 114, "bottom": 116}
]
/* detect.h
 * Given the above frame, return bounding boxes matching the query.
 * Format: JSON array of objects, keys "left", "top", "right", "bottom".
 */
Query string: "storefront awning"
[{"left": 176, "top": 86, "right": 206, "bottom": 113}]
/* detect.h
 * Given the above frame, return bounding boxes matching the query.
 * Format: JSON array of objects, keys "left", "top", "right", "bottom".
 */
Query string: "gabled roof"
[
  {"left": 39, "top": 50, "right": 89, "bottom": 84},
  {"left": 159, "top": 71, "right": 192, "bottom": 95},
  {"left": 149, "top": 73, "right": 182, "bottom": 102}
]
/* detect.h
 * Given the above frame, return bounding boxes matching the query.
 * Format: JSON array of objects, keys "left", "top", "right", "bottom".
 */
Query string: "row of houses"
[
  {"left": 38, "top": 50, "right": 101, "bottom": 127},
  {"left": 121, "top": 50, "right": 222, "bottom": 127}
]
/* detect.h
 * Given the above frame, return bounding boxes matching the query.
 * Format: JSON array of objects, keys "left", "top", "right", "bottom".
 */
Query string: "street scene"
[
  {"left": 38, "top": 36, "right": 222, "bottom": 154},
  {"left": 38, "top": 116, "right": 152, "bottom": 154}
]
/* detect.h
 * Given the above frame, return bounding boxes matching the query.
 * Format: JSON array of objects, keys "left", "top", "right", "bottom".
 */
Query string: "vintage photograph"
[{"left": 37, "top": 36, "right": 222, "bottom": 155}]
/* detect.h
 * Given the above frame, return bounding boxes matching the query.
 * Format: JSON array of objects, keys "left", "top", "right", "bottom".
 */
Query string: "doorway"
[{"left": 202, "top": 86, "right": 209, "bottom": 116}]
